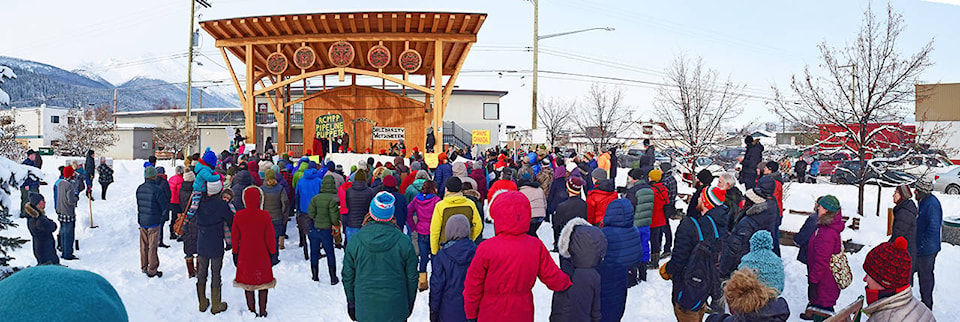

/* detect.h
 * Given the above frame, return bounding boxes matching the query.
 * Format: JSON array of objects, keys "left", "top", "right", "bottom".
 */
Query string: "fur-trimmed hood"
[
  {"left": 23, "top": 203, "right": 44, "bottom": 218},
  {"left": 558, "top": 217, "right": 606, "bottom": 269}
]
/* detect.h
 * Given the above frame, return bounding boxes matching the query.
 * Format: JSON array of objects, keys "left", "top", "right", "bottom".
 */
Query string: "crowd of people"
[{"left": 8, "top": 135, "right": 944, "bottom": 322}]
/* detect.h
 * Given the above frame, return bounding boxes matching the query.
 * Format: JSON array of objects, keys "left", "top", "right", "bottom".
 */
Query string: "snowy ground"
[{"left": 6, "top": 158, "right": 960, "bottom": 321}]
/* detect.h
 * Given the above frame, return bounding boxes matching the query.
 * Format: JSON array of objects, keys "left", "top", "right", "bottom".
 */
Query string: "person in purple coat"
[{"left": 801, "top": 195, "right": 843, "bottom": 320}]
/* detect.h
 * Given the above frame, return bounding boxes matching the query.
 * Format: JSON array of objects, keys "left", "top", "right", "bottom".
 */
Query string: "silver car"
[{"left": 933, "top": 166, "right": 960, "bottom": 195}]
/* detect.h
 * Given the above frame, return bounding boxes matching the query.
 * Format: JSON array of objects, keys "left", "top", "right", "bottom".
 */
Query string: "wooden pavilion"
[{"left": 200, "top": 11, "right": 487, "bottom": 154}]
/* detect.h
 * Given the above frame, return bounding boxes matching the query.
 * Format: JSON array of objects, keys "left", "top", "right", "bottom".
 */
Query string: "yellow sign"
[
  {"left": 424, "top": 153, "right": 440, "bottom": 169},
  {"left": 315, "top": 114, "right": 344, "bottom": 139},
  {"left": 471, "top": 130, "right": 490, "bottom": 145}
]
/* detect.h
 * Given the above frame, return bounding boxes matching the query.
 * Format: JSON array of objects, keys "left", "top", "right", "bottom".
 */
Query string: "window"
[
  {"left": 483, "top": 103, "right": 499, "bottom": 120},
  {"left": 50, "top": 115, "right": 60, "bottom": 124},
  {"left": 291, "top": 102, "right": 304, "bottom": 114},
  {"left": 67, "top": 117, "right": 76, "bottom": 125}
]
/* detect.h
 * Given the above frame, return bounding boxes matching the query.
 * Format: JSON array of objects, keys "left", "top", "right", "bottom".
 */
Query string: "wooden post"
[
  {"left": 433, "top": 40, "right": 443, "bottom": 151},
  {"left": 244, "top": 44, "right": 256, "bottom": 145}
]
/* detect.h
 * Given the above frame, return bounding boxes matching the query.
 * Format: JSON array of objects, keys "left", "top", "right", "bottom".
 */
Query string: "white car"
[
  {"left": 933, "top": 166, "right": 960, "bottom": 195},
  {"left": 891, "top": 155, "right": 955, "bottom": 181}
]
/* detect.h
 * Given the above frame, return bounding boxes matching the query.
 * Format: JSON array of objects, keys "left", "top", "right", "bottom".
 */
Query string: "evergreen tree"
[{"left": 0, "top": 157, "right": 34, "bottom": 270}]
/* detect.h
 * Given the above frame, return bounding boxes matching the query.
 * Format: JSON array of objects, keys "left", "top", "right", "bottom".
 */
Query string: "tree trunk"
[{"left": 857, "top": 144, "right": 867, "bottom": 216}]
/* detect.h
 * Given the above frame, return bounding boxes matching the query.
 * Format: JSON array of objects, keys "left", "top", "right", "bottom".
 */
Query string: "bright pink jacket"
[
  {"left": 337, "top": 181, "right": 352, "bottom": 215},
  {"left": 406, "top": 193, "right": 440, "bottom": 235},
  {"left": 168, "top": 174, "right": 184, "bottom": 204},
  {"left": 463, "top": 191, "right": 571, "bottom": 321}
]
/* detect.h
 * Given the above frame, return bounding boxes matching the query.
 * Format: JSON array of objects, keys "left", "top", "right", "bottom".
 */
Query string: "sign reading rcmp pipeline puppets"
[
  {"left": 372, "top": 127, "right": 405, "bottom": 141},
  {"left": 315, "top": 114, "right": 345, "bottom": 139}
]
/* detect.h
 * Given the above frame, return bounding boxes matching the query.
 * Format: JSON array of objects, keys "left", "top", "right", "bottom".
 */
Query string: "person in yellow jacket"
[{"left": 430, "top": 177, "right": 482, "bottom": 254}]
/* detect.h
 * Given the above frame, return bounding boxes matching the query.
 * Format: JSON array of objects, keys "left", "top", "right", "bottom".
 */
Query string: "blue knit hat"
[
  {"left": 369, "top": 191, "right": 395, "bottom": 222},
  {"left": 202, "top": 148, "right": 218, "bottom": 168},
  {"left": 738, "top": 230, "right": 785, "bottom": 293},
  {"left": 0, "top": 266, "right": 127, "bottom": 321}
]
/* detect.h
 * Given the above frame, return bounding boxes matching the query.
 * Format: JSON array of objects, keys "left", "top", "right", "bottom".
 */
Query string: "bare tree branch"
[
  {"left": 537, "top": 96, "right": 575, "bottom": 148},
  {"left": 572, "top": 84, "right": 637, "bottom": 153}
]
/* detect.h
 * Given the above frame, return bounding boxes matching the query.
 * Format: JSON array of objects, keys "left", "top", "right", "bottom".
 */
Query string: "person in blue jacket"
[
  {"left": 295, "top": 165, "right": 322, "bottom": 258},
  {"left": 429, "top": 214, "right": 476, "bottom": 322},
  {"left": 434, "top": 153, "right": 453, "bottom": 198},
  {"left": 598, "top": 199, "right": 643, "bottom": 322},
  {"left": 913, "top": 179, "right": 941, "bottom": 310}
]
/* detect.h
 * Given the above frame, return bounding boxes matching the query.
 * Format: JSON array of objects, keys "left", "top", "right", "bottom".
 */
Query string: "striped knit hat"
[
  {"left": 369, "top": 192, "right": 396, "bottom": 222},
  {"left": 700, "top": 185, "right": 726, "bottom": 210},
  {"left": 566, "top": 176, "right": 584, "bottom": 195}
]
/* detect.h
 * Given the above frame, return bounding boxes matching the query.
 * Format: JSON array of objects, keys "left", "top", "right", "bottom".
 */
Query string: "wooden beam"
[
  {"left": 306, "top": 15, "right": 319, "bottom": 34},
  {"left": 348, "top": 14, "right": 357, "bottom": 33},
  {"left": 417, "top": 14, "right": 426, "bottom": 33},
  {"left": 253, "top": 67, "right": 433, "bottom": 97},
  {"left": 238, "top": 19, "right": 256, "bottom": 36},
  {"left": 445, "top": 15, "right": 455, "bottom": 33},
  {"left": 442, "top": 42, "right": 473, "bottom": 113},
  {"left": 251, "top": 18, "right": 268, "bottom": 36},
  {"left": 377, "top": 14, "right": 383, "bottom": 33},
  {"left": 362, "top": 14, "right": 371, "bottom": 32},
  {"left": 391, "top": 13, "right": 397, "bottom": 32},
  {"left": 279, "top": 17, "right": 294, "bottom": 35},
  {"left": 224, "top": 20, "right": 243, "bottom": 38},
  {"left": 431, "top": 14, "right": 441, "bottom": 33},
  {"left": 208, "top": 22, "right": 229, "bottom": 39},
  {"left": 244, "top": 44, "right": 256, "bottom": 145},
  {"left": 334, "top": 14, "right": 344, "bottom": 33},
  {"left": 473, "top": 15, "right": 486, "bottom": 33},
  {"left": 404, "top": 14, "right": 411, "bottom": 32},
  {"left": 220, "top": 47, "right": 246, "bottom": 105},
  {"left": 264, "top": 17, "right": 281, "bottom": 35},
  {"left": 459, "top": 16, "right": 471, "bottom": 34},
  {"left": 215, "top": 32, "right": 476, "bottom": 47},
  {"left": 320, "top": 15, "right": 331, "bottom": 33},
  {"left": 291, "top": 16, "right": 306, "bottom": 34}
]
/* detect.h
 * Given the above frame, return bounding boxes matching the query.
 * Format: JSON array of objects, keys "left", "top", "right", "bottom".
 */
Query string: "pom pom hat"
[
  {"left": 369, "top": 191, "right": 396, "bottom": 222},
  {"left": 863, "top": 237, "right": 912, "bottom": 289}
]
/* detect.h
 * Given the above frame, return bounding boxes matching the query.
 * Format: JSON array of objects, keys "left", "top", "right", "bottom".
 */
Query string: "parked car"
[
  {"left": 716, "top": 147, "right": 745, "bottom": 163},
  {"left": 933, "top": 166, "right": 960, "bottom": 195},
  {"left": 831, "top": 160, "right": 916, "bottom": 187},
  {"left": 892, "top": 155, "right": 955, "bottom": 181}
]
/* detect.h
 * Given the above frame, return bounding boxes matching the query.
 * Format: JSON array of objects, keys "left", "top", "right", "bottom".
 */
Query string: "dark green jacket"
[
  {"left": 632, "top": 183, "right": 654, "bottom": 227},
  {"left": 342, "top": 221, "right": 418, "bottom": 322},
  {"left": 307, "top": 176, "right": 340, "bottom": 229}
]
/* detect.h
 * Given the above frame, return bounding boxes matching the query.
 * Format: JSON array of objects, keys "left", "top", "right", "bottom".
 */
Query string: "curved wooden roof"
[{"left": 200, "top": 12, "right": 487, "bottom": 76}]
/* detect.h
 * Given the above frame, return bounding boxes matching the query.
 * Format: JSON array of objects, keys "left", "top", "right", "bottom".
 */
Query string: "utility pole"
[
  {"left": 185, "top": 0, "right": 211, "bottom": 156},
  {"left": 112, "top": 88, "right": 117, "bottom": 124},
  {"left": 531, "top": 0, "right": 539, "bottom": 130}
]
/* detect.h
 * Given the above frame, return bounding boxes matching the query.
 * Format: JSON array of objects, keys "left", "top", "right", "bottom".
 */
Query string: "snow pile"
[
  {"left": 0, "top": 157, "right": 42, "bottom": 213},
  {"left": 4, "top": 157, "right": 960, "bottom": 321},
  {"left": 0, "top": 65, "right": 16, "bottom": 106}
]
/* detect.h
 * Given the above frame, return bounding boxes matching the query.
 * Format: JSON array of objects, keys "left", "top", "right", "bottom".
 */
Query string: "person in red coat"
[
  {"left": 231, "top": 186, "right": 279, "bottom": 318},
  {"left": 586, "top": 169, "right": 617, "bottom": 226},
  {"left": 463, "top": 191, "right": 572, "bottom": 322}
]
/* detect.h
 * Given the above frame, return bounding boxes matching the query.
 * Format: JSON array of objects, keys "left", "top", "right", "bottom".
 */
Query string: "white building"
[{"left": 10, "top": 104, "right": 72, "bottom": 150}]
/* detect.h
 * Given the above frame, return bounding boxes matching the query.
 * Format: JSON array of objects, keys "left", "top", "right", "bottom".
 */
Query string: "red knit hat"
[
  {"left": 863, "top": 237, "right": 912, "bottom": 289},
  {"left": 438, "top": 152, "right": 448, "bottom": 163},
  {"left": 62, "top": 166, "right": 75, "bottom": 179},
  {"left": 382, "top": 175, "right": 397, "bottom": 188},
  {"left": 700, "top": 185, "right": 726, "bottom": 210}
]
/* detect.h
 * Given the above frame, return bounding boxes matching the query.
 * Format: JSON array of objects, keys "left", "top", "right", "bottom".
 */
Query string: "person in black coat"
[
  {"left": 794, "top": 158, "right": 808, "bottom": 183},
  {"left": 136, "top": 166, "right": 168, "bottom": 278},
  {"left": 552, "top": 177, "right": 586, "bottom": 252},
  {"left": 720, "top": 185, "right": 781, "bottom": 278},
  {"left": 429, "top": 214, "right": 477, "bottom": 322},
  {"left": 343, "top": 171, "right": 375, "bottom": 243},
  {"left": 740, "top": 136, "right": 764, "bottom": 190},
  {"left": 608, "top": 147, "right": 619, "bottom": 184},
  {"left": 891, "top": 185, "right": 918, "bottom": 279},
  {"left": 663, "top": 189, "right": 726, "bottom": 321},
  {"left": 639, "top": 140, "right": 656, "bottom": 181},
  {"left": 551, "top": 217, "right": 606, "bottom": 322},
  {"left": 793, "top": 209, "right": 819, "bottom": 265},
  {"left": 24, "top": 192, "right": 59, "bottom": 266},
  {"left": 84, "top": 150, "right": 96, "bottom": 199},
  {"left": 194, "top": 180, "right": 234, "bottom": 314}
]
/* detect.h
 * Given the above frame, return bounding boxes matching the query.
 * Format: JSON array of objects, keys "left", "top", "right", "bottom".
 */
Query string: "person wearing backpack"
[
  {"left": 660, "top": 186, "right": 726, "bottom": 322},
  {"left": 800, "top": 195, "right": 844, "bottom": 320},
  {"left": 551, "top": 217, "right": 606, "bottom": 322},
  {"left": 599, "top": 199, "right": 644, "bottom": 322}
]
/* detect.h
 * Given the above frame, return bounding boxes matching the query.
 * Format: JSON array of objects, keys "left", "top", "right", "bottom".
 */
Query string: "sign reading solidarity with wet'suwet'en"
[
  {"left": 372, "top": 126, "right": 405, "bottom": 141},
  {"left": 315, "top": 114, "right": 344, "bottom": 139}
]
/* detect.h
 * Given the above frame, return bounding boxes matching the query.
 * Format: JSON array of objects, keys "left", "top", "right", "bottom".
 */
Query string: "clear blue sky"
[{"left": 3, "top": 0, "right": 958, "bottom": 128}]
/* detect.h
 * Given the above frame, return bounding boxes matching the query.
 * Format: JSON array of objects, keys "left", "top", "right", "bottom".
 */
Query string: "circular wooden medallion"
[
  {"left": 367, "top": 45, "right": 391, "bottom": 69},
  {"left": 266, "top": 52, "right": 288, "bottom": 75},
  {"left": 327, "top": 41, "right": 355, "bottom": 67},
  {"left": 293, "top": 46, "right": 316, "bottom": 69},
  {"left": 398, "top": 49, "right": 422, "bottom": 73}
]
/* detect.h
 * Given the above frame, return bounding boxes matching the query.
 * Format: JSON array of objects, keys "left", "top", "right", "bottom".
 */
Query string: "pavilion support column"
[
  {"left": 432, "top": 40, "right": 443, "bottom": 152},
  {"left": 244, "top": 44, "right": 256, "bottom": 146},
  {"left": 423, "top": 73, "right": 432, "bottom": 153}
]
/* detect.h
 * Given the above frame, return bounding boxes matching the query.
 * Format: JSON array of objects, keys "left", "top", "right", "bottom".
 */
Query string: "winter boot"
[
  {"left": 418, "top": 272, "right": 429, "bottom": 292},
  {"left": 302, "top": 244, "right": 309, "bottom": 261},
  {"left": 646, "top": 253, "right": 660, "bottom": 270},
  {"left": 210, "top": 286, "right": 228, "bottom": 314},
  {"left": 196, "top": 283, "right": 209, "bottom": 312},
  {"left": 329, "top": 266, "right": 340, "bottom": 286},
  {"left": 186, "top": 257, "right": 197, "bottom": 278},
  {"left": 278, "top": 236, "right": 285, "bottom": 250},
  {"left": 627, "top": 268, "right": 640, "bottom": 288},
  {"left": 311, "top": 265, "right": 319, "bottom": 282}
]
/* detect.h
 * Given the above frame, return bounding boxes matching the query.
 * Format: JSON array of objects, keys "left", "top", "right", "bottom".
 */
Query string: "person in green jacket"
[
  {"left": 404, "top": 171, "right": 430, "bottom": 203},
  {"left": 308, "top": 175, "right": 341, "bottom": 285},
  {"left": 343, "top": 192, "right": 418, "bottom": 322}
]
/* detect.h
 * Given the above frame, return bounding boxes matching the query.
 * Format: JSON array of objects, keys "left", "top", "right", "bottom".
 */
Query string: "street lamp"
[{"left": 527, "top": 1, "right": 614, "bottom": 129}]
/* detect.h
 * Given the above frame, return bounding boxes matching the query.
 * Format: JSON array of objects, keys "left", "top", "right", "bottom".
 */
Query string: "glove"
[
  {"left": 347, "top": 301, "right": 357, "bottom": 321},
  {"left": 224, "top": 243, "right": 232, "bottom": 251},
  {"left": 638, "top": 265, "right": 648, "bottom": 282},
  {"left": 659, "top": 262, "right": 672, "bottom": 281},
  {"left": 430, "top": 310, "right": 439, "bottom": 322},
  {"left": 232, "top": 253, "right": 238, "bottom": 266},
  {"left": 270, "top": 253, "right": 280, "bottom": 266}
]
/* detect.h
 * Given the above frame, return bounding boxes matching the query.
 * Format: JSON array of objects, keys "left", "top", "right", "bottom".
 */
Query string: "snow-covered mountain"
[{"left": 0, "top": 56, "right": 236, "bottom": 111}]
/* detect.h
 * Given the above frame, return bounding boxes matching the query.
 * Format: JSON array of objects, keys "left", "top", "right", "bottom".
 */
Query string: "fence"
[{"left": 443, "top": 121, "right": 472, "bottom": 150}]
